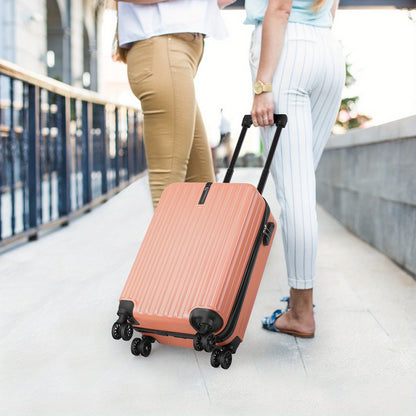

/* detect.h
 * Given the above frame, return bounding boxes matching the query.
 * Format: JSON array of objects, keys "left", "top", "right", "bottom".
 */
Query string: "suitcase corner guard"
[{"left": 189, "top": 308, "right": 223, "bottom": 335}]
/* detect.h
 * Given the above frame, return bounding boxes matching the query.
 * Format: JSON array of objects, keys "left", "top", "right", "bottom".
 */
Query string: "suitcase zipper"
[{"left": 214, "top": 201, "right": 271, "bottom": 344}]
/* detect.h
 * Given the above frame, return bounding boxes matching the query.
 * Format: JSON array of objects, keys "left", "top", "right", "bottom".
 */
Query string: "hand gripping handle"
[{"left": 223, "top": 114, "right": 288, "bottom": 194}]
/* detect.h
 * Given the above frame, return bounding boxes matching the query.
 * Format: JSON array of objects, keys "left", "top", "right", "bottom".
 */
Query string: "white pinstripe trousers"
[{"left": 249, "top": 22, "right": 345, "bottom": 289}]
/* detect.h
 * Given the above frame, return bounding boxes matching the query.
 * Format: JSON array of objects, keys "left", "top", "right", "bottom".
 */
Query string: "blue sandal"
[
  {"left": 262, "top": 308, "right": 315, "bottom": 338},
  {"left": 262, "top": 309, "right": 285, "bottom": 332}
]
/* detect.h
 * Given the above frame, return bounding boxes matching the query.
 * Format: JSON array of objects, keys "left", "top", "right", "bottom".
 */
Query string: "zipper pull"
[{"left": 262, "top": 222, "right": 275, "bottom": 246}]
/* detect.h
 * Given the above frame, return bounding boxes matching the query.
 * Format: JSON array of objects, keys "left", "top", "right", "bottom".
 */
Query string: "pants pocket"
[
  {"left": 126, "top": 38, "right": 154, "bottom": 87},
  {"left": 167, "top": 35, "right": 203, "bottom": 73}
]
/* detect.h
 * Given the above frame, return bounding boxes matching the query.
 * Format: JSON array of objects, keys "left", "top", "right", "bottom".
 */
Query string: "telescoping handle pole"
[{"left": 223, "top": 114, "right": 288, "bottom": 195}]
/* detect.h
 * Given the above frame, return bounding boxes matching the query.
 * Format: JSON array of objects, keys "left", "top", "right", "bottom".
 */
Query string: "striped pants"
[{"left": 249, "top": 22, "right": 345, "bottom": 289}]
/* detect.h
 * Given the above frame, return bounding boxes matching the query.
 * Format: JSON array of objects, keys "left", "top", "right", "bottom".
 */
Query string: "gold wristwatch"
[{"left": 253, "top": 80, "right": 272, "bottom": 95}]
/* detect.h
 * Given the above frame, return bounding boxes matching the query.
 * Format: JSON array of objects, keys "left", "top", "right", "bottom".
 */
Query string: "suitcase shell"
[
  {"left": 119, "top": 181, "right": 275, "bottom": 350},
  {"left": 112, "top": 114, "right": 287, "bottom": 368}
]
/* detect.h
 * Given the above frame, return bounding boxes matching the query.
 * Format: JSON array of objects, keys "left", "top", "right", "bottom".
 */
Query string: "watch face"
[{"left": 254, "top": 81, "right": 263, "bottom": 94}]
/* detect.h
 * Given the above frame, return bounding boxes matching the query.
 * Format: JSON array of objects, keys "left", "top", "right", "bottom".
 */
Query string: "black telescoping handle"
[{"left": 223, "top": 114, "right": 288, "bottom": 195}]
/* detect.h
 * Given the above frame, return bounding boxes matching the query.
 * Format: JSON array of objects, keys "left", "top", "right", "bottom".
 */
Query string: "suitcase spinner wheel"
[
  {"left": 210, "top": 348, "right": 232, "bottom": 370},
  {"left": 130, "top": 336, "right": 155, "bottom": 357},
  {"left": 112, "top": 322, "right": 133, "bottom": 341}
]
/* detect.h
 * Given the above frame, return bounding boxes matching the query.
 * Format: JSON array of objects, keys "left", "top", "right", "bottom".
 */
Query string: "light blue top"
[{"left": 244, "top": 0, "right": 333, "bottom": 27}]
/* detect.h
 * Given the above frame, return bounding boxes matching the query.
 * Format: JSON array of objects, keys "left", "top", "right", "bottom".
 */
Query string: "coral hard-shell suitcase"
[{"left": 112, "top": 114, "right": 287, "bottom": 369}]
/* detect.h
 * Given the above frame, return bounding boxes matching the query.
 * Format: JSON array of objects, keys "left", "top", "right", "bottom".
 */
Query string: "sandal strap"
[
  {"left": 262, "top": 309, "right": 284, "bottom": 330},
  {"left": 280, "top": 296, "right": 290, "bottom": 311}
]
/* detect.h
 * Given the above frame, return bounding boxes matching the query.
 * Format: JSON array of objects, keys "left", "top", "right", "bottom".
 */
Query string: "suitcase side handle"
[{"left": 223, "top": 114, "right": 288, "bottom": 195}]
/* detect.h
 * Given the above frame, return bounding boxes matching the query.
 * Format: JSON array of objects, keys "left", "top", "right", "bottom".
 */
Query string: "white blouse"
[{"left": 118, "top": 0, "right": 228, "bottom": 47}]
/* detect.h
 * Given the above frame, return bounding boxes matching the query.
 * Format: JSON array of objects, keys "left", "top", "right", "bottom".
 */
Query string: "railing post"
[
  {"left": 126, "top": 110, "right": 131, "bottom": 180},
  {"left": 8, "top": 77, "right": 16, "bottom": 235},
  {"left": 58, "top": 94, "right": 71, "bottom": 218},
  {"left": 28, "top": 84, "right": 40, "bottom": 239},
  {"left": 38, "top": 91, "right": 45, "bottom": 224},
  {"left": 82, "top": 100, "right": 92, "bottom": 205},
  {"left": 46, "top": 92, "right": 53, "bottom": 220},
  {"left": 20, "top": 82, "right": 29, "bottom": 232},
  {"left": 0, "top": 75, "right": 3, "bottom": 240},
  {"left": 115, "top": 107, "right": 120, "bottom": 187},
  {"left": 0, "top": 126, "right": 2, "bottom": 241},
  {"left": 98, "top": 104, "right": 108, "bottom": 194},
  {"left": 0, "top": 148, "right": 2, "bottom": 239}
]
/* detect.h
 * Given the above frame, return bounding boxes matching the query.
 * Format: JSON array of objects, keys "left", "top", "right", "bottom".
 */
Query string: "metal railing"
[{"left": 0, "top": 59, "right": 146, "bottom": 248}]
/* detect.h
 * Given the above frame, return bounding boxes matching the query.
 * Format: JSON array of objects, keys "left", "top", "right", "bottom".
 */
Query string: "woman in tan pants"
[{"left": 116, "top": 1, "right": 227, "bottom": 209}]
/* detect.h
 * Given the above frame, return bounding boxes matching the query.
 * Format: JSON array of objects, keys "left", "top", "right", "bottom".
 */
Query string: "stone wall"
[{"left": 316, "top": 115, "right": 416, "bottom": 277}]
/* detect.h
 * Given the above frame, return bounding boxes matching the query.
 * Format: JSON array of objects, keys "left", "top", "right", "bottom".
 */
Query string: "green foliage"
[
  {"left": 344, "top": 61, "right": 356, "bottom": 88},
  {"left": 335, "top": 59, "right": 372, "bottom": 132}
]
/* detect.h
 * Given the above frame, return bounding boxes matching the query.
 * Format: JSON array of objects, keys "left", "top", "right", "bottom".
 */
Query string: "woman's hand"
[{"left": 251, "top": 92, "right": 274, "bottom": 127}]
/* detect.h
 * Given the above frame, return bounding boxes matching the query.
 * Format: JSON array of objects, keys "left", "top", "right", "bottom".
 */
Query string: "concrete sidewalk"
[{"left": 0, "top": 168, "right": 415, "bottom": 416}]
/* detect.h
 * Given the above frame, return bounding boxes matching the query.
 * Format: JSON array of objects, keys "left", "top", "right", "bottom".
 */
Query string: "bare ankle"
[{"left": 289, "top": 288, "right": 314, "bottom": 320}]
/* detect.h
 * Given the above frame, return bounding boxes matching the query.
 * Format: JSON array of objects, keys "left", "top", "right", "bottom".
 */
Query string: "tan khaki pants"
[{"left": 126, "top": 33, "right": 215, "bottom": 209}]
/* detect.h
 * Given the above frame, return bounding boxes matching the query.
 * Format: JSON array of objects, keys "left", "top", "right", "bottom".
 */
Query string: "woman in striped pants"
[{"left": 246, "top": 0, "right": 345, "bottom": 337}]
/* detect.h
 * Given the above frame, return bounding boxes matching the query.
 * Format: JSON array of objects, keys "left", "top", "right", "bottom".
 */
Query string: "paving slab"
[{"left": 0, "top": 168, "right": 415, "bottom": 416}]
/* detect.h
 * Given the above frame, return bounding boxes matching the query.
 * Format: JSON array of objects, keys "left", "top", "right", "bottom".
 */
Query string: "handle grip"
[
  {"left": 223, "top": 114, "right": 288, "bottom": 194},
  {"left": 242, "top": 114, "right": 288, "bottom": 128}
]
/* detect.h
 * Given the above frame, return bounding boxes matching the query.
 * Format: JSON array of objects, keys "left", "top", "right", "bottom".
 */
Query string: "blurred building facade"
[{"left": 0, "top": 0, "right": 105, "bottom": 91}]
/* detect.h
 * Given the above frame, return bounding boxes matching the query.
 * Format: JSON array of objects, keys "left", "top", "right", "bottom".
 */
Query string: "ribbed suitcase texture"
[
  {"left": 125, "top": 182, "right": 272, "bottom": 329},
  {"left": 112, "top": 114, "right": 287, "bottom": 369}
]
